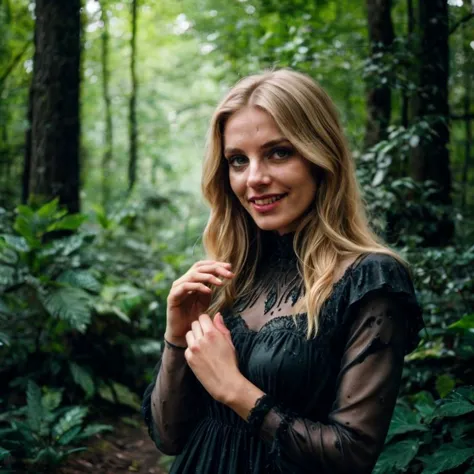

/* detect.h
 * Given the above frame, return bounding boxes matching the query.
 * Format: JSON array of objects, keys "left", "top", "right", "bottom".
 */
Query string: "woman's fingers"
[
  {"left": 214, "top": 313, "right": 234, "bottom": 348},
  {"left": 185, "top": 330, "right": 195, "bottom": 348},
  {"left": 173, "top": 263, "right": 233, "bottom": 288},
  {"left": 191, "top": 320, "right": 204, "bottom": 339},
  {"left": 168, "top": 282, "right": 211, "bottom": 303},
  {"left": 198, "top": 314, "right": 214, "bottom": 333},
  {"left": 194, "top": 261, "right": 232, "bottom": 270}
]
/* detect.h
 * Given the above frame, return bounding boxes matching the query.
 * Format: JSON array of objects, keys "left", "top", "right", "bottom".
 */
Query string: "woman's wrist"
[
  {"left": 164, "top": 332, "right": 187, "bottom": 349},
  {"left": 224, "top": 375, "right": 266, "bottom": 421}
]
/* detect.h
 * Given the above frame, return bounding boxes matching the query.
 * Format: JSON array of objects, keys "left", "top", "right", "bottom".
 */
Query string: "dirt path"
[{"left": 59, "top": 415, "right": 170, "bottom": 474}]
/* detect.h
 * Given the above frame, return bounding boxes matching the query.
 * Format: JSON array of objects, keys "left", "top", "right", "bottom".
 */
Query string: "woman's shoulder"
[{"left": 344, "top": 252, "right": 415, "bottom": 300}]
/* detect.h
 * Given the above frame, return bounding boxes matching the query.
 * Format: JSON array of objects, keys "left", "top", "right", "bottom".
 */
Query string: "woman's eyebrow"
[
  {"left": 224, "top": 138, "right": 290, "bottom": 156},
  {"left": 260, "top": 138, "right": 290, "bottom": 150}
]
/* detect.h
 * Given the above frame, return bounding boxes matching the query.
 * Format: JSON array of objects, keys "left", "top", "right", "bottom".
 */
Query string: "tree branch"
[
  {"left": 450, "top": 12, "right": 474, "bottom": 35},
  {"left": 0, "top": 42, "right": 31, "bottom": 87}
]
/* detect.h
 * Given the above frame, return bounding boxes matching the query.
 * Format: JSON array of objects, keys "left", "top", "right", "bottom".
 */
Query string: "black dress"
[{"left": 142, "top": 232, "right": 424, "bottom": 474}]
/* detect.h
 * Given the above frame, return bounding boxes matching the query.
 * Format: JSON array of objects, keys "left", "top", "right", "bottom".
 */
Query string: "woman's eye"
[
  {"left": 228, "top": 155, "right": 248, "bottom": 167},
  {"left": 272, "top": 147, "right": 293, "bottom": 159}
]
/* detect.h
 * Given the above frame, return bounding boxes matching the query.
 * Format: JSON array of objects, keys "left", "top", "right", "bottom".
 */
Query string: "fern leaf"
[
  {"left": 69, "top": 362, "right": 95, "bottom": 398},
  {"left": 52, "top": 407, "right": 88, "bottom": 440},
  {"left": 41, "top": 389, "right": 63, "bottom": 413},
  {"left": 31, "top": 446, "right": 62, "bottom": 466},
  {"left": 26, "top": 381, "right": 43, "bottom": 432},
  {"left": 98, "top": 382, "right": 141, "bottom": 411},
  {"left": 76, "top": 423, "right": 113, "bottom": 440},
  {"left": 57, "top": 270, "right": 101, "bottom": 294},
  {"left": 40, "top": 287, "right": 92, "bottom": 332},
  {"left": 56, "top": 425, "right": 83, "bottom": 446}
]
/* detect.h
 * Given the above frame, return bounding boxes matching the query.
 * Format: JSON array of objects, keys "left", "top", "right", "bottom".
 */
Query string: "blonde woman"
[{"left": 142, "top": 69, "right": 424, "bottom": 474}]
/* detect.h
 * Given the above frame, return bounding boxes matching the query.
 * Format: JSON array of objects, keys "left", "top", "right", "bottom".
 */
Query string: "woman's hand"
[
  {"left": 165, "top": 261, "right": 234, "bottom": 346},
  {"left": 184, "top": 313, "right": 243, "bottom": 404}
]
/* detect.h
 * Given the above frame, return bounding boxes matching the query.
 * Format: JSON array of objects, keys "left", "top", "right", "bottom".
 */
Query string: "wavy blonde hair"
[{"left": 201, "top": 68, "right": 402, "bottom": 338}]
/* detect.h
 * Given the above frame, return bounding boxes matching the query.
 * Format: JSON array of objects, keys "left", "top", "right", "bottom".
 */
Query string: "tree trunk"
[
  {"left": 401, "top": 0, "right": 414, "bottom": 129},
  {"left": 128, "top": 0, "right": 138, "bottom": 192},
  {"left": 100, "top": 0, "right": 113, "bottom": 206},
  {"left": 461, "top": 23, "right": 472, "bottom": 210},
  {"left": 409, "top": 0, "right": 453, "bottom": 244},
  {"left": 364, "top": 0, "right": 394, "bottom": 149},
  {"left": 22, "top": 21, "right": 36, "bottom": 205},
  {"left": 27, "top": 0, "right": 81, "bottom": 213}
]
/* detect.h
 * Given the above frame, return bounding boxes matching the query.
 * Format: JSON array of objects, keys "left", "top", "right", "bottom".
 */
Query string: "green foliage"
[
  {"left": 0, "top": 381, "right": 112, "bottom": 471},
  {"left": 0, "top": 201, "right": 99, "bottom": 389},
  {"left": 375, "top": 386, "right": 474, "bottom": 473}
]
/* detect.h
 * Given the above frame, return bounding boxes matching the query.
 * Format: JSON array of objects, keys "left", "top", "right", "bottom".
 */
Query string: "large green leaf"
[
  {"left": 41, "top": 389, "right": 63, "bottom": 413},
  {"left": 26, "top": 381, "right": 43, "bottom": 432},
  {"left": 385, "top": 405, "right": 429, "bottom": 443},
  {"left": 36, "top": 198, "right": 60, "bottom": 219},
  {"left": 98, "top": 382, "right": 141, "bottom": 411},
  {"left": 52, "top": 406, "right": 88, "bottom": 440},
  {"left": 40, "top": 287, "right": 92, "bottom": 332},
  {"left": 373, "top": 439, "right": 420, "bottom": 474},
  {"left": 47, "top": 214, "right": 87, "bottom": 232},
  {"left": 57, "top": 269, "right": 101, "bottom": 293},
  {"left": 413, "top": 391, "right": 436, "bottom": 420},
  {"left": 449, "top": 314, "right": 474, "bottom": 330},
  {"left": 419, "top": 444, "right": 474, "bottom": 474},
  {"left": 69, "top": 362, "right": 95, "bottom": 398},
  {"left": 436, "top": 374, "right": 456, "bottom": 398},
  {"left": 0, "top": 234, "right": 30, "bottom": 252},
  {"left": 12, "top": 216, "right": 42, "bottom": 248},
  {"left": 429, "top": 389, "right": 474, "bottom": 422}
]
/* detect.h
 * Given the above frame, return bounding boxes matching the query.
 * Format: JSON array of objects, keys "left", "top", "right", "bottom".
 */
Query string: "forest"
[{"left": 0, "top": 0, "right": 473, "bottom": 472}]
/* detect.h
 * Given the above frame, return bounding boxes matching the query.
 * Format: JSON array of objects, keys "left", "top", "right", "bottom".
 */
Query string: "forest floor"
[{"left": 59, "top": 415, "right": 168, "bottom": 474}]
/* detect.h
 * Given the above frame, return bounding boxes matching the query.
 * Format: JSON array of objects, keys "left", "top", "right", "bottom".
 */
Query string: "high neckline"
[{"left": 262, "top": 231, "right": 296, "bottom": 262}]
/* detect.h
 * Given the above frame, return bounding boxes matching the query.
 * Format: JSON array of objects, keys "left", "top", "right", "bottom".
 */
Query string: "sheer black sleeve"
[
  {"left": 248, "top": 255, "right": 424, "bottom": 473},
  {"left": 141, "top": 340, "right": 206, "bottom": 455}
]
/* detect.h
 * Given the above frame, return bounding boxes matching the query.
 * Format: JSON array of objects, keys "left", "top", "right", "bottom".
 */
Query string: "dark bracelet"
[
  {"left": 247, "top": 394, "right": 275, "bottom": 431},
  {"left": 164, "top": 338, "right": 187, "bottom": 350}
]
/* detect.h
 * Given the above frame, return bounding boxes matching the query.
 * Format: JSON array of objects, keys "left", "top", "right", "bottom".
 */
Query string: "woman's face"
[{"left": 224, "top": 106, "right": 317, "bottom": 235}]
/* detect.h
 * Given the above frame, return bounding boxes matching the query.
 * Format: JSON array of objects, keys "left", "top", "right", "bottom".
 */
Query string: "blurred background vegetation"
[{"left": 0, "top": 0, "right": 473, "bottom": 472}]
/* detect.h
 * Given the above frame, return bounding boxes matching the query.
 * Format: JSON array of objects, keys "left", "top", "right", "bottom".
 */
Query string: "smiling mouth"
[{"left": 252, "top": 194, "right": 287, "bottom": 205}]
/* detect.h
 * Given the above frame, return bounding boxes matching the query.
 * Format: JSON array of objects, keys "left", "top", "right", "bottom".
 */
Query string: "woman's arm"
[
  {"left": 225, "top": 293, "right": 415, "bottom": 474},
  {"left": 142, "top": 340, "right": 205, "bottom": 455}
]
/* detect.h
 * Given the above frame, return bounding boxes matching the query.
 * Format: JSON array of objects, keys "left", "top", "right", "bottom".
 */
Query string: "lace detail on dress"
[
  {"left": 247, "top": 394, "right": 276, "bottom": 431},
  {"left": 233, "top": 232, "right": 304, "bottom": 325}
]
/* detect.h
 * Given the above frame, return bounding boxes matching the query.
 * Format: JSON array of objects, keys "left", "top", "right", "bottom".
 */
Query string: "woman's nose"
[{"left": 247, "top": 161, "right": 271, "bottom": 188}]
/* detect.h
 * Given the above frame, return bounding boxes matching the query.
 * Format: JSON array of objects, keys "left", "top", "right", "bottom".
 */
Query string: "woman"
[{"left": 142, "top": 69, "right": 424, "bottom": 474}]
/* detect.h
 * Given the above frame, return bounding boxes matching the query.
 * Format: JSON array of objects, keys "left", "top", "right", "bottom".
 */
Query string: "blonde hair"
[{"left": 201, "top": 68, "right": 402, "bottom": 338}]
